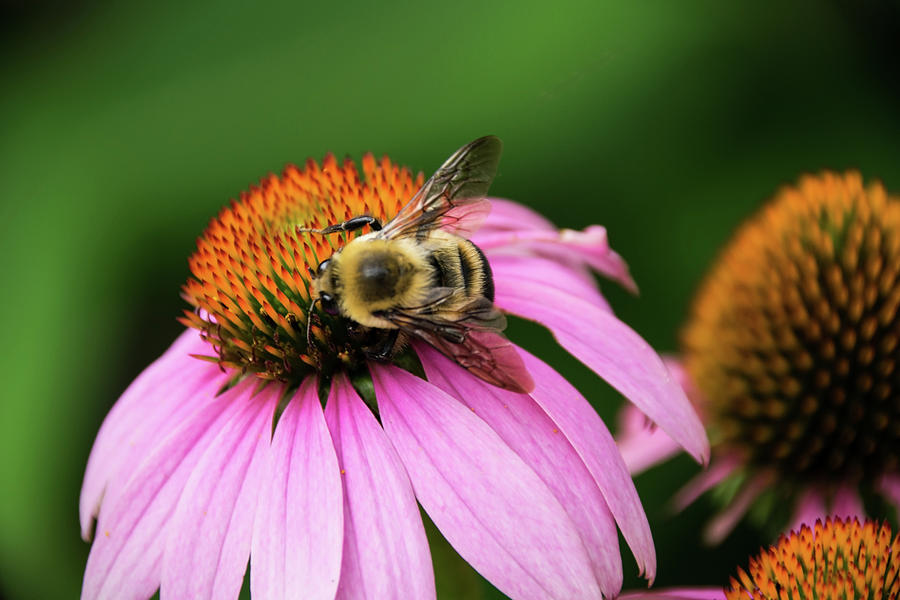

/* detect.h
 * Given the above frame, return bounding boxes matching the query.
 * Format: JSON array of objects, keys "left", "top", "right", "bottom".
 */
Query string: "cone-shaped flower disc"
[
  {"left": 615, "top": 518, "right": 898, "bottom": 600},
  {"left": 617, "top": 172, "right": 900, "bottom": 544},
  {"left": 727, "top": 518, "right": 900, "bottom": 600}
]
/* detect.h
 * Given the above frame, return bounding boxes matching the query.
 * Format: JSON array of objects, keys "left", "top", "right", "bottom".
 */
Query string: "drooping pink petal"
[
  {"left": 494, "top": 279, "right": 710, "bottom": 466},
  {"left": 418, "top": 344, "right": 622, "bottom": 597},
  {"left": 489, "top": 254, "right": 612, "bottom": 312},
  {"left": 370, "top": 363, "right": 601, "bottom": 600},
  {"left": 323, "top": 373, "right": 435, "bottom": 600},
  {"left": 830, "top": 485, "right": 865, "bottom": 522},
  {"left": 476, "top": 226, "right": 637, "bottom": 292},
  {"left": 703, "top": 472, "right": 773, "bottom": 545},
  {"left": 660, "top": 358, "right": 700, "bottom": 404},
  {"left": 250, "top": 378, "right": 343, "bottom": 600},
  {"left": 160, "top": 384, "right": 279, "bottom": 599},
  {"left": 80, "top": 330, "right": 225, "bottom": 540},
  {"left": 616, "top": 416, "right": 683, "bottom": 476},
  {"left": 619, "top": 588, "right": 726, "bottom": 600},
  {"left": 477, "top": 199, "right": 630, "bottom": 294},
  {"left": 82, "top": 378, "right": 260, "bottom": 600},
  {"left": 516, "top": 348, "right": 656, "bottom": 583},
  {"left": 627, "top": 358, "right": 708, "bottom": 471},
  {"left": 479, "top": 197, "right": 555, "bottom": 233},
  {"left": 789, "top": 488, "right": 827, "bottom": 533},
  {"left": 672, "top": 455, "right": 741, "bottom": 512}
]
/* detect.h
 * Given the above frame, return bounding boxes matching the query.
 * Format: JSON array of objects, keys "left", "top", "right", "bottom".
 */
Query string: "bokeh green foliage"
[{"left": 2, "top": 0, "right": 899, "bottom": 597}]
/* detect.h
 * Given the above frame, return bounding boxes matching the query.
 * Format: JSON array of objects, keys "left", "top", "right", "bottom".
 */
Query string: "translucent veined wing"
[
  {"left": 378, "top": 136, "right": 502, "bottom": 241},
  {"left": 420, "top": 328, "right": 534, "bottom": 393},
  {"left": 377, "top": 297, "right": 535, "bottom": 393},
  {"left": 441, "top": 201, "right": 493, "bottom": 238}
]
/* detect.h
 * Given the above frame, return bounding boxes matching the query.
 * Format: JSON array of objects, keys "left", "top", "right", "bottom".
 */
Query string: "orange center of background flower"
[
  {"left": 683, "top": 172, "right": 900, "bottom": 483},
  {"left": 180, "top": 153, "right": 423, "bottom": 383},
  {"left": 725, "top": 518, "right": 900, "bottom": 600}
]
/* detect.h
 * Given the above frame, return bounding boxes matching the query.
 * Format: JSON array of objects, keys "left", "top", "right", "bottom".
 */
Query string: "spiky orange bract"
[
  {"left": 180, "top": 153, "right": 424, "bottom": 384},
  {"left": 725, "top": 518, "right": 900, "bottom": 600},
  {"left": 683, "top": 172, "right": 900, "bottom": 484}
]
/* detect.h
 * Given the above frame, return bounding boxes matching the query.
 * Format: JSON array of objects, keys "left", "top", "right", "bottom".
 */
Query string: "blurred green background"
[{"left": 3, "top": 0, "right": 900, "bottom": 597}]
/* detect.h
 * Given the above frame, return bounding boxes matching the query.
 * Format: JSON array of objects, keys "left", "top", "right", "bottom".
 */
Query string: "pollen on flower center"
[
  {"left": 179, "top": 153, "right": 423, "bottom": 383},
  {"left": 683, "top": 172, "right": 900, "bottom": 483},
  {"left": 725, "top": 517, "right": 900, "bottom": 600}
]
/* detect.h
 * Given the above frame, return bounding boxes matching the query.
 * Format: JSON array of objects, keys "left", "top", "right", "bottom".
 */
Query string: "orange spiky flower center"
[
  {"left": 725, "top": 517, "right": 900, "bottom": 600},
  {"left": 683, "top": 172, "right": 900, "bottom": 485},
  {"left": 180, "top": 153, "right": 423, "bottom": 384}
]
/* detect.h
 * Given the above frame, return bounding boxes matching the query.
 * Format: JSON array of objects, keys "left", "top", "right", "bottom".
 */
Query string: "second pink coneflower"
[{"left": 618, "top": 172, "right": 900, "bottom": 544}]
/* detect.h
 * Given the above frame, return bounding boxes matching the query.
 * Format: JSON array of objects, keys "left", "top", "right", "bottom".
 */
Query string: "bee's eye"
[
  {"left": 316, "top": 259, "right": 331, "bottom": 278},
  {"left": 319, "top": 292, "right": 339, "bottom": 315}
]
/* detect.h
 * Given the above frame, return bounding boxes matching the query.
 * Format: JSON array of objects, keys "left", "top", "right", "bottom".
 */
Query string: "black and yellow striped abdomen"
[{"left": 428, "top": 236, "right": 494, "bottom": 302}]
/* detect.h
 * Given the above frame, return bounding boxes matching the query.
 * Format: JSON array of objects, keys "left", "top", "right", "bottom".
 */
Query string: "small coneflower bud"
[{"left": 725, "top": 517, "right": 900, "bottom": 600}]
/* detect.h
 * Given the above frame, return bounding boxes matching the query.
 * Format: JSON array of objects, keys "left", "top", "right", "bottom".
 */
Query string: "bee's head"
[{"left": 316, "top": 239, "right": 418, "bottom": 324}]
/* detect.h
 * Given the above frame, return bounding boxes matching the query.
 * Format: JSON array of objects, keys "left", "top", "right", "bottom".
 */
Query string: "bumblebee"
[{"left": 300, "top": 136, "right": 534, "bottom": 393}]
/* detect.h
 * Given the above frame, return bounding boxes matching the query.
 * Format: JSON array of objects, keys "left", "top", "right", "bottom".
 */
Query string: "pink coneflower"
[
  {"left": 80, "top": 137, "right": 707, "bottom": 599},
  {"left": 617, "top": 172, "right": 900, "bottom": 544}
]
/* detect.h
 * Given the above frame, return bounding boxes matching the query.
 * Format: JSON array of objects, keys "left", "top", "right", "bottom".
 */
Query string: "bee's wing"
[
  {"left": 379, "top": 297, "right": 535, "bottom": 393},
  {"left": 379, "top": 136, "right": 502, "bottom": 240},
  {"left": 419, "top": 328, "right": 535, "bottom": 394}
]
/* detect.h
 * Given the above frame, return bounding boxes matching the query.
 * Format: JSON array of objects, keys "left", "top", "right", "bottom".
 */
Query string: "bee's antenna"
[
  {"left": 306, "top": 297, "right": 319, "bottom": 350},
  {"left": 297, "top": 216, "right": 382, "bottom": 237}
]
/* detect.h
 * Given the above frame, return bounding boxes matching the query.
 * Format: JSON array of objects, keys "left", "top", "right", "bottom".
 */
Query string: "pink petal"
[
  {"left": 830, "top": 485, "right": 865, "bottom": 522},
  {"left": 789, "top": 488, "right": 827, "bottom": 533},
  {"left": 490, "top": 254, "right": 613, "bottom": 312},
  {"left": 619, "top": 588, "right": 726, "bottom": 600},
  {"left": 494, "top": 279, "right": 710, "bottom": 466},
  {"left": 660, "top": 357, "right": 699, "bottom": 402},
  {"left": 80, "top": 330, "right": 225, "bottom": 540},
  {"left": 617, "top": 401, "right": 654, "bottom": 437},
  {"left": 88, "top": 365, "right": 226, "bottom": 538},
  {"left": 82, "top": 378, "right": 260, "bottom": 599},
  {"left": 672, "top": 455, "right": 741, "bottom": 512},
  {"left": 517, "top": 348, "right": 657, "bottom": 583},
  {"left": 476, "top": 225, "right": 637, "bottom": 292},
  {"left": 479, "top": 199, "right": 637, "bottom": 291},
  {"left": 160, "top": 384, "right": 279, "bottom": 599},
  {"left": 479, "top": 198, "right": 555, "bottom": 233},
  {"left": 418, "top": 344, "right": 622, "bottom": 597},
  {"left": 703, "top": 472, "right": 772, "bottom": 545},
  {"left": 250, "top": 379, "right": 343, "bottom": 600},
  {"left": 370, "top": 363, "right": 601, "bottom": 600},
  {"left": 616, "top": 420, "right": 683, "bottom": 476},
  {"left": 323, "top": 373, "right": 435, "bottom": 600}
]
